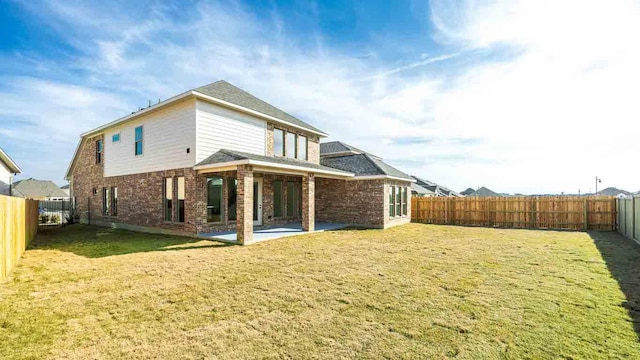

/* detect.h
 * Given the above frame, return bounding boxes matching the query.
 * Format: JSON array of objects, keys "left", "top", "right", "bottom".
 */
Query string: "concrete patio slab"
[{"left": 198, "top": 222, "right": 348, "bottom": 244}]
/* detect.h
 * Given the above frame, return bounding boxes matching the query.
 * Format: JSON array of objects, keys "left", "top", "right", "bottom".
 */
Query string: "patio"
[{"left": 198, "top": 222, "right": 347, "bottom": 243}]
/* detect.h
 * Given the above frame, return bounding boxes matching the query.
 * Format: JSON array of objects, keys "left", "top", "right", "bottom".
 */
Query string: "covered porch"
[{"left": 194, "top": 149, "right": 353, "bottom": 245}]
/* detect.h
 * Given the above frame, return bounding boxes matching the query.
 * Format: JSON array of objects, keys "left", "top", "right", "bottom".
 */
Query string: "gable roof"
[
  {"left": 0, "top": 146, "right": 22, "bottom": 174},
  {"left": 195, "top": 81, "right": 324, "bottom": 135},
  {"left": 195, "top": 149, "right": 353, "bottom": 177},
  {"left": 466, "top": 186, "right": 501, "bottom": 197},
  {"left": 411, "top": 182, "right": 436, "bottom": 196},
  {"left": 320, "top": 153, "right": 413, "bottom": 181},
  {"left": 12, "top": 178, "right": 68, "bottom": 198},
  {"left": 320, "top": 141, "right": 381, "bottom": 160}
]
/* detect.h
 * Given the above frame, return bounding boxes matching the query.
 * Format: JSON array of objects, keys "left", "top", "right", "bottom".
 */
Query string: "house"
[
  {"left": 411, "top": 176, "right": 461, "bottom": 197},
  {"left": 464, "top": 186, "right": 501, "bottom": 197},
  {"left": 60, "top": 184, "right": 70, "bottom": 196},
  {"left": 0, "top": 147, "right": 22, "bottom": 196},
  {"left": 66, "top": 80, "right": 414, "bottom": 244},
  {"left": 12, "top": 178, "right": 70, "bottom": 200}
]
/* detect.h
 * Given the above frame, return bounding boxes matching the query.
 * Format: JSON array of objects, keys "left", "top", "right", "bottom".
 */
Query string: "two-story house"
[
  {"left": 0, "top": 147, "right": 22, "bottom": 196},
  {"left": 66, "top": 81, "right": 413, "bottom": 244}
]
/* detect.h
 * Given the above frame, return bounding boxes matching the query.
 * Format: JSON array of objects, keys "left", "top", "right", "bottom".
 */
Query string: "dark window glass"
[
  {"left": 102, "top": 187, "right": 110, "bottom": 215},
  {"left": 112, "top": 133, "right": 120, "bottom": 142},
  {"left": 274, "top": 129, "right": 284, "bottom": 156},
  {"left": 286, "top": 132, "right": 296, "bottom": 158},
  {"left": 273, "top": 180, "right": 283, "bottom": 217},
  {"left": 402, "top": 188, "right": 408, "bottom": 215},
  {"left": 298, "top": 135, "right": 307, "bottom": 160},
  {"left": 228, "top": 178, "right": 237, "bottom": 221},
  {"left": 176, "top": 177, "right": 185, "bottom": 223},
  {"left": 286, "top": 181, "right": 300, "bottom": 217},
  {"left": 96, "top": 140, "right": 103, "bottom": 164},
  {"left": 207, "top": 177, "right": 223, "bottom": 222},
  {"left": 164, "top": 178, "right": 173, "bottom": 221},
  {"left": 389, "top": 186, "right": 395, "bottom": 217},
  {"left": 135, "top": 126, "right": 143, "bottom": 155},
  {"left": 111, "top": 187, "right": 118, "bottom": 216},
  {"left": 253, "top": 182, "right": 259, "bottom": 221}
]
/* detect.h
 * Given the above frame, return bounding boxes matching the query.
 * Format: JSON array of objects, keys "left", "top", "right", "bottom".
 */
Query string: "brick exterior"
[
  {"left": 236, "top": 165, "right": 254, "bottom": 244},
  {"left": 266, "top": 122, "right": 320, "bottom": 164},
  {"left": 315, "top": 178, "right": 411, "bottom": 229},
  {"left": 302, "top": 173, "right": 315, "bottom": 231}
]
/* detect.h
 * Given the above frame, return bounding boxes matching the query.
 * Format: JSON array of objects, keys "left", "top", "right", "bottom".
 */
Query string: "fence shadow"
[
  {"left": 589, "top": 231, "right": 640, "bottom": 340},
  {"left": 31, "top": 224, "right": 233, "bottom": 258}
]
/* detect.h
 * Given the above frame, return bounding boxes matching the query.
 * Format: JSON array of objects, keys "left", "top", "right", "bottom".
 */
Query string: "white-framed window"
[
  {"left": 112, "top": 133, "right": 121, "bottom": 142},
  {"left": 274, "top": 128, "right": 285, "bottom": 156},
  {"left": 135, "top": 126, "right": 143, "bottom": 156},
  {"left": 389, "top": 186, "right": 395, "bottom": 217},
  {"left": 286, "top": 132, "right": 297, "bottom": 159},
  {"left": 389, "top": 186, "right": 408, "bottom": 218},
  {"left": 298, "top": 135, "right": 307, "bottom": 160}
]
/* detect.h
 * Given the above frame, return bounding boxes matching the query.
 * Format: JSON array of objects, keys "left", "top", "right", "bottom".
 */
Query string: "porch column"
[
  {"left": 236, "top": 165, "right": 254, "bottom": 245},
  {"left": 302, "top": 172, "right": 315, "bottom": 232}
]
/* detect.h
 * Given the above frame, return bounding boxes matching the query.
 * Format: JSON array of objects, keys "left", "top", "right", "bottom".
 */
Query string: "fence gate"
[{"left": 38, "top": 199, "right": 74, "bottom": 229}]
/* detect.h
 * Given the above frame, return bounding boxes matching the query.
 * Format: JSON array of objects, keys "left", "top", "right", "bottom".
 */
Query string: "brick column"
[
  {"left": 302, "top": 172, "right": 315, "bottom": 232},
  {"left": 236, "top": 165, "right": 254, "bottom": 245}
]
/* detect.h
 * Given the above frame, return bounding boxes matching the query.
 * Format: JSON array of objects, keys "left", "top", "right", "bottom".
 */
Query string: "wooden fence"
[
  {"left": 411, "top": 196, "right": 616, "bottom": 231},
  {"left": 617, "top": 196, "right": 640, "bottom": 243},
  {"left": 0, "top": 195, "right": 39, "bottom": 280}
]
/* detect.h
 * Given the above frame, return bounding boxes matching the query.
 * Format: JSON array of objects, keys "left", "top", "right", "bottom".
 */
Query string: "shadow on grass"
[
  {"left": 31, "top": 224, "right": 234, "bottom": 258},
  {"left": 590, "top": 231, "right": 640, "bottom": 340}
]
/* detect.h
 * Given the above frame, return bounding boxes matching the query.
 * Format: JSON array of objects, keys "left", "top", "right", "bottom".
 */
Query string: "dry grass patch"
[{"left": 0, "top": 224, "right": 639, "bottom": 359}]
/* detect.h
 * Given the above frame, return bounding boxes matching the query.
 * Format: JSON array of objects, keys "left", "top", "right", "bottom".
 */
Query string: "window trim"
[
  {"left": 112, "top": 133, "right": 121, "bottom": 143},
  {"left": 96, "top": 139, "right": 103, "bottom": 164},
  {"left": 102, "top": 187, "right": 110, "bottom": 216},
  {"left": 273, "top": 128, "right": 285, "bottom": 157},
  {"left": 389, "top": 186, "right": 396, "bottom": 217},
  {"left": 176, "top": 177, "right": 185, "bottom": 223},
  {"left": 111, "top": 187, "right": 118, "bottom": 217},
  {"left": 135, "top": 126, "right": 144, "bottom": 156},
  {"left": 285, "top": 131, "right": 297, "bottom": 159},
  {"left": 298, "top": 135, "right": 308, "bottom": 161},
  {"left": 206, "top": 176, "right": 224, "bottom": 223}
]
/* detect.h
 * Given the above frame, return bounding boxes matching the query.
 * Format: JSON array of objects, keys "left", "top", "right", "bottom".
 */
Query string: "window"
[
  {"left": 286, "top": 181, "right": 300, "bottom": 217},
  {"left": 207, "top": 177, "right": 223, "bottom": 222},
  {"left": 286, "top": 132, "right": 297, "bottom": 158},
  {"left": 298, "top": 135, "right": 307, "bottom": 160},
  {"left": 112, "top": 133, "right": 120, "bottom": 142},
  {"left": 273, "top": 180, "right": 283, "bottom": 217},
  {"left": 228, "top": 178, "right": 237, "bottom": 221},
  {"left": 135, "top": 126, "right": 143, "bottom": 156},
  {"left": 274, "top": 129, "right": 284, "bottom": 156},
  {"left": 176, "top": 177, "right": 185, "bottom": 223},
  {"left": 96, "top": 140, "right": 103, "bottom": 164},
  {"left": 389, "top": 186, "right": 395, "bottom": 217},
  {"left": 164, "top": 178, "right": 173, "bottom": 221},
  {"left": 102, "top": 187, "right": 110, "bottom": 216},
  {"left": 396, "top": 186, "right": 402, "bottom": 216},
  {"left": 402, "top": 187, "right": 408, "bottom": 215},
  {"left": 111, "top": 187, "right": 118, "bottom": 216}
]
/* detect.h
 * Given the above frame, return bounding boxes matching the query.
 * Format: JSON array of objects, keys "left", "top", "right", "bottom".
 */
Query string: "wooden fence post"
[{"left": 583, "top": 199, "right": 588, "bottom": 231}]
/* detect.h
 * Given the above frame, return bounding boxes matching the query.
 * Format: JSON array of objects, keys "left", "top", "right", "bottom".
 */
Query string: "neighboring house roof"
[
  {"left": 195, "top": 149, "right": 353, "bottom": 177},
  {"left": 0, "top": 146, "right": 22, "bottom": 174},
  {"left": 60, "top": 184, "right": 70, "bottom": 189},
  {"left": 0, "top": 180, "right": 9, "bottom": 196},
  {"left": 411, "top": 176, "right": 462, "bottom": 197},
  {"left": 411, "top": 182, "right": 436, "bottom": 196},
  {"left": 596, "top": 187, "right": 632, "bottom": 196},
  {"left": 66, "top": 80, "right": 328, "bottom": 180},
  {"left": 12, "top": 178, "right": 68, "bottom": 198},
  {"left": 466, "top": 186, "right": 501, "bottom": 197},
  {"left": 320, "top": 141, "right": 382, "bottom": 160},
  {"left": 321, "top": 153, "right": 414, "bottom": 181},
  {"left": 195, "top": 81, "right": 324, "bottom": 135},
  {"left": 460, "top": 188, "right": 476, "bottom": 196}
]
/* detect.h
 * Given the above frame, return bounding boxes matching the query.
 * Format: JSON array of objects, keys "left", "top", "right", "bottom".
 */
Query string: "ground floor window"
[
  {"left": 102, "top": 187, "right": 110, "bottom": 216},
  {"left": 111, "top": 187, "right": 118, "bottom": 216},
  {"left": 164, "top": 178, "right": 173, "bottom": 221},
  {"left": 402, "top": 187, "right": 408, "bottom": 215},
  {"left": 286, "top": 181, "right": 301, "bottom": 217},
  {"left": 207, "top": 176, "right": 223, "bottom": 222},
  {"left": 228, "top": 178, "right": 237, "bottom": 221},
  {"left": 176, "top": 177, "right": 185, "bottom": 223},
  {"left": 389, "top": 187, "right": 395, "bottom": 217},
  {"left": 273, "top": 180, "right": 283, "bottom": 217},
  {"left": 389, "top": 186, "right": 409, "bottom": 218}
]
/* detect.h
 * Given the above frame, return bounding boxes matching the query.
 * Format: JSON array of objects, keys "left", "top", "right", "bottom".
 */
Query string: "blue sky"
[{"left": 1, "top": 0, "right": 639, "bottom": 194}]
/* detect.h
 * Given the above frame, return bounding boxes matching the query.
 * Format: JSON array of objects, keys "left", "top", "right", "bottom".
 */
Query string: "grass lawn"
[{"left": 1, "top": 224, "right": 639, "bottom": 359}]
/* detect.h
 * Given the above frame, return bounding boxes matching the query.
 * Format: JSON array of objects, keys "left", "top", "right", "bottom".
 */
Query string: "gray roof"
[
  {"left": 196, "top": 149, "right": 352, "bottom": 175},
  {"left": 195, "top": 81, "right": 325, "bottom": 135},
  {"left": 320, "top": 141, "right": 381, "bottom": 159},
  {"left": 466, "top": 186, "right": 501, "bottom": 197},
  {"left": 0, "top": 180, "right": 9, "bottom": 196},
  {"left": 12, "top": 178, "right": 68, "bottom": 198},
  {"left": 60, "top": 184, "right": 70, "bottom": 189},
  {"left": 411, "top": 182, "right": 435, "bottom": 195},
  {"left": 320, "top": 153, "right": 413, "bottom": 181}
]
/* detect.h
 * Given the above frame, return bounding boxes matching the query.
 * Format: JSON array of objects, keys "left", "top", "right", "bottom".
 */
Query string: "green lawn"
[{"left": 1, "top": 224, "right": 639, "bottom": 359}]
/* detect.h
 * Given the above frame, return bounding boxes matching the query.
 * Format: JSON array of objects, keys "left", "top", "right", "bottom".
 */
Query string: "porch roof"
[{"left": 194, "top": 149, "right": 355, "bottom": 178}]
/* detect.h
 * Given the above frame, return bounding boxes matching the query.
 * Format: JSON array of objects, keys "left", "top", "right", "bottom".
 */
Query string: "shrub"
[
  {"left": 50, "top": 215, "right": 60, "bottom": 224},
  {"left": 39, "top": 214, "right": 50, "bottom": 224}
]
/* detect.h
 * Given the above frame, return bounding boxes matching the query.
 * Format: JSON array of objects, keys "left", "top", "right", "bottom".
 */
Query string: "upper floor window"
[
  {"left": 298, "top": 135, "right": 307, "bottom": 160},
  {"left": 274, "top": 128, "right": 284, "bottom": 156},
  {"left": 112, "top": 133, "right": 120, "bottom": 142},
  {"left": 96, "top": 139, "right": 103, "bottom": 164},
  {"left": 286, "top": 132, "right": 297, "bottom": 158},
  {"left": 135, "top": 126, "right": 143, "bottom": 156}
]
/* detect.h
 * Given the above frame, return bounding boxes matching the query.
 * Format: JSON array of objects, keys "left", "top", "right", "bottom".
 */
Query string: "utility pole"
[{"left": 595, "top": 176, "right": 602, "bottom": 194}]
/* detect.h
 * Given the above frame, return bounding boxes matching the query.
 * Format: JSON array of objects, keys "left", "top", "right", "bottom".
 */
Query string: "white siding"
[
  {"left": 196, "top": 99, "right": 267, "bottom": 163},
  {"left": 0, "top": 162, "right": 11, "bottom": 195},
  {"left": 104, "top": 99, "right": 197, "bottom": 177}
]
